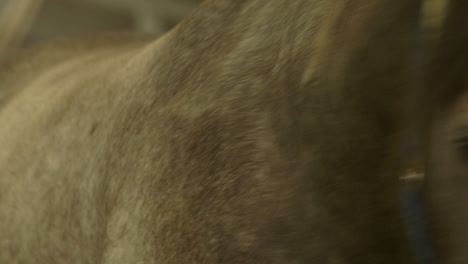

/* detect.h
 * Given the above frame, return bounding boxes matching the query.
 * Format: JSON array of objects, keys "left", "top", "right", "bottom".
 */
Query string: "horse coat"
[{"left": 0, "top": 0, "right": 466, "bottom": 263}]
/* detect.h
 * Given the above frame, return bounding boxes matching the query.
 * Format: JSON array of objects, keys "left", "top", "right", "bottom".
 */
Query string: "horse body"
[{"left": 0, "top": 0, "right": 465, "bottom": 263}]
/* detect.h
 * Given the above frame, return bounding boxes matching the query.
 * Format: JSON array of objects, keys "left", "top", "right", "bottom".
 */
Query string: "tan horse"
[{"left": 0, "top": 0, "right": 465, "bottom": 263}]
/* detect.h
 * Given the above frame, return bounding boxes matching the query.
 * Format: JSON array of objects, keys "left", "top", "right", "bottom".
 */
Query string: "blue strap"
[{"left": 400, "top": 180, "right": 438, "bottom": 264}]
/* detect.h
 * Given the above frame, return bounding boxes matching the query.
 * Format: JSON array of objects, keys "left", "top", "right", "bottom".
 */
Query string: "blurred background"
[
  {"left": 0, "top": 0, "right": 201, "bottom": 57},
  {"left": 0, "top": 0, "right": 447, "bottom": 59}
]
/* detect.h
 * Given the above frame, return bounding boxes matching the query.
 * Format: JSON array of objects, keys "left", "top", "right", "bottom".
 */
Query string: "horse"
[{"left": 0, "top": 0, "right": 465, "bottom": 263}]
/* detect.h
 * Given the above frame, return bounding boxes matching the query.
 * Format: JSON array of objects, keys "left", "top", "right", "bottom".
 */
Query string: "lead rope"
[
  {"left": 399, "top": 0, "right": 441, "bottom": 263},
  {"left": 400, "top": 170, "right": 438, "bottom": 264}
]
